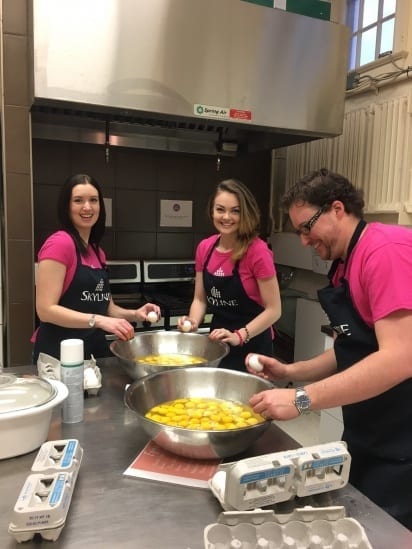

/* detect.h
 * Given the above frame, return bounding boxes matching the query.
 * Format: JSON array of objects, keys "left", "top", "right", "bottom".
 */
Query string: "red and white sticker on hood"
[{"left": 194, "top": 104, "right": 252, "bottom": 121}]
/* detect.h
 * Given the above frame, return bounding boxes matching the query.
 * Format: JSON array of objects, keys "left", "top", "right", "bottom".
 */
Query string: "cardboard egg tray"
[
  {"left": 204, "top": 507, "right": 372, "bottom": 549},
  {"left": 209, "top": 442, "right": 351, "bottom": 512},
  {"left": 8, "top": 439, "right": 83, "bottom": 542},
  {"left": 37, "top": 352, "right": 102, "bottom": 395}
]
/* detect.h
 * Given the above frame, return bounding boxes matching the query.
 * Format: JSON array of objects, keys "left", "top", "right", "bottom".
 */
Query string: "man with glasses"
[
  {"left": 247, "top": 169, "right": 412, "bottom": 530},
  {"left": 294, "top": 205, "right": 327, "bottom": 236}
]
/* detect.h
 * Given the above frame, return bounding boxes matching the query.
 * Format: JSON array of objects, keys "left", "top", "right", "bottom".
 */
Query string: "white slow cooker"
[{"left": 0, "top": 372, "right": 68, "bottom": 459}]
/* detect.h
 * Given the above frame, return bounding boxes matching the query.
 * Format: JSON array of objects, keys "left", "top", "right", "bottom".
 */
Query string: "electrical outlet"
[{"left": 346, "top": 70, "right": 360, "bottom": 90}]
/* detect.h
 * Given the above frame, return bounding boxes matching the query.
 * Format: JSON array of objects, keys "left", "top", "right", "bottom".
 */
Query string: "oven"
[
  {"left": 141, "top": 259, "right": 212, "bottom": 332},
  {"left": 107, "top": 259, "right": 212, "bottom": 333},
  {"left": 107, "top": 260, "right": 164, "bottom": 331}
]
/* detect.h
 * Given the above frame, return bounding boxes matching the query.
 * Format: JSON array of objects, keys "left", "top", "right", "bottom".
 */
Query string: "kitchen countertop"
[{"left": 1, "top": 360, "right": 411, "bottom": 548}]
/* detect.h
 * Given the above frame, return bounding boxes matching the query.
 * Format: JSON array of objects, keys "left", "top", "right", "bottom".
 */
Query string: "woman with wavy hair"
[{"left": 178, "top": 178, "right": 281, "bottom": 371}]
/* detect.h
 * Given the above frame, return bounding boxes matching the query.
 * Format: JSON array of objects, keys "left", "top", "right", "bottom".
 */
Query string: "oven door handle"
[
  {"left": 105, "top": 329, "right": 167, "bottom": 341},
  {"left": 105, "top": 332, "right": 143, "bottom": 342}
]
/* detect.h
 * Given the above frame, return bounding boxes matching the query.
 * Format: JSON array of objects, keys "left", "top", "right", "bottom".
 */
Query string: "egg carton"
[
  {"left": 204, "top": 507, "right": 372, "bottom": 549},
  {"left": 31, "top": 439, "right": 83, "bottom": 476},
  {"left": 209, "top": 442, "right": 351, "bottom": 511},
  {"left": 8, "top": 439, "right": 83, "bottom": 543},
  {"left": 37, "top": 352, "right": 102, "bottom": 395}
]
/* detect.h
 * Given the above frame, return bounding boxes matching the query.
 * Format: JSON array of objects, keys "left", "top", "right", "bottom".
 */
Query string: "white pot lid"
[{"left": 0, "top": 373, "right": 57, "bottom": 414}]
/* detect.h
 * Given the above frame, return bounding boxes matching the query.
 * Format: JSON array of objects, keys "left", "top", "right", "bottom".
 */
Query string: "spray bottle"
[{"left": 60, "top": 338, "right": 84, "bottom": 423}]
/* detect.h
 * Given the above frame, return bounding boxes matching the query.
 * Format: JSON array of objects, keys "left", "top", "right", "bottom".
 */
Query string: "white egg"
[
  {"left": 147, "top": 311, "right": 158, "bottom": 323},
  {"left": 249, "top": 354, "right": 264, "bottom": 372},
  {"left": 182, "top": 320, "right": 192, "bottom": 332},
  {"left": 84, "top": 368, "right": 99, "bottom": 386}
]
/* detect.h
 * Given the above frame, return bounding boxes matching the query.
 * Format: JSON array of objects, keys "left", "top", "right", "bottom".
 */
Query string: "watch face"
[
  {"left": 295, "top": 389, "right": 311, "bottom": 413},
  {"left": 298, "top": 395, "right": 311, "bottom": 408}
]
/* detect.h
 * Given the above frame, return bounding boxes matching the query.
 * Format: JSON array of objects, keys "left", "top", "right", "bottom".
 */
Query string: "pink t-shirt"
[
  {"left": 195, "top": 235, "right": 276, "bottom": 305},
  {"left": 37, "top": 231, "right": 106, "bottom": 295},
  {"left": 32, "top": 231, "right": 106, "bottom": 344},
  {"left": 333, "top": 222, "right": 412, "bottom": 327}
]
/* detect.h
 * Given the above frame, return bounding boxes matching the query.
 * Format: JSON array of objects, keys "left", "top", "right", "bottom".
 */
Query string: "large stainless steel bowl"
[
  {"left": 110, "top": 331, "right": 229, "bottom": 380},
  {"left": 124, "top": 367, "right": 273, "bottom": 459}
]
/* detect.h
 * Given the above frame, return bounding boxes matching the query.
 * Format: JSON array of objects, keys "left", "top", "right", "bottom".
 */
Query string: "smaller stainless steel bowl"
[
  {"left": 124, "top": 367, "right": 273, "bottom": 459},
  {"left": 110, "top": 331, "right": 229, "bottom": 380}
]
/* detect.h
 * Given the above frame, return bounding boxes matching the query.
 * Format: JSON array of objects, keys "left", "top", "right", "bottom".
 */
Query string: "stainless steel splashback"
[{"left": 32, "top": 0, "right": 350, "bottom": 154}]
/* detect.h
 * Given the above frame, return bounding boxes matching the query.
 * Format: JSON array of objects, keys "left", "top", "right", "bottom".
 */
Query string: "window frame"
[{"left": 346, "top": 0, "right": 397, "bottom": 70}]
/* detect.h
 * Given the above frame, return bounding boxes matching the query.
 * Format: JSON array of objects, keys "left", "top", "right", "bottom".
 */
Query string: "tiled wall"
[
  {"left": 2, "top": 2, "right": 273, "bottom": 366},
  {"left": 2, "top": 0, "right": 35, "bottom": 366},
  {"left": 33, "top": 139, "right": 272, "bottom": 261}
]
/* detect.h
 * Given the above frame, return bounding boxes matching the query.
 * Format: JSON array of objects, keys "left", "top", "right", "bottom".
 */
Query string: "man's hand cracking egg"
[{"left": 248, "top": 354, "right": 264, "bottom": 372}]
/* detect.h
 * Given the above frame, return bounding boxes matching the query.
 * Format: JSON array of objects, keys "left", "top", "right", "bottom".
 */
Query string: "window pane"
[
  {"left": 363, "top": 0, "right": 379, "bottom": 27},
  {"left": 380, "top": 18, "right": 395, "bottom": 53},
  {"left": 360, "top": 27, "right": 377, "bottom": 65},
  {"left": 383, "top": 0, "right": 396, "bottom": 18},
  {"left": 351, "top": 0, "right": 360, "bottom": 32},
  {"left": 349, "top": 35, "right": 358, "bottom": 70}
]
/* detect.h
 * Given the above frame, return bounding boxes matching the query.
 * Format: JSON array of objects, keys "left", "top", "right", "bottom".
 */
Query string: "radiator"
[{"left": 284, "top": 94, "right": 412, "bottom": 222}]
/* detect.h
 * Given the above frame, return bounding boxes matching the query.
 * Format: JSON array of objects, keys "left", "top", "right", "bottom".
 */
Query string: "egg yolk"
[
  {"left": 135, "top": 354, "right": 207, "bottom": 366},
  {"left": 145, "top": 397, "right": 265, "bottom": 431}
]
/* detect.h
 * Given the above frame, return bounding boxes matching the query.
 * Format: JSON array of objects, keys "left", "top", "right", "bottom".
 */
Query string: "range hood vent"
[
  {"left": 31, "top": 102, "right": 319, "bottom": 155},
  {"left": 33, "top": 104, "right": 232, "bottom": 134},
  {"left": 32, "top": 0, "right": 350, "bottom": 155}
]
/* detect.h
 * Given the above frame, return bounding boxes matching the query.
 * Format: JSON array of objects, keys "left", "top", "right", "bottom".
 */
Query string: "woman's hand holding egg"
[
  {"left": 178, "top": 316, "right": 197, "bottom": 332},
  {"left": 135, "top": 303, "right": 161, "bottom": 323},
  {"left": 147, "top": 310, "right": 159, "bottom": 323},
  {"left": 181, "top": 319, "right": 192, "bottom": 332}
]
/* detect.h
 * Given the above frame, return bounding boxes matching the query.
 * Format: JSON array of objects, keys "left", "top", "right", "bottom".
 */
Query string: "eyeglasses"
[{"left": 295, "top": 206, "right": 326, "bottom": 236}]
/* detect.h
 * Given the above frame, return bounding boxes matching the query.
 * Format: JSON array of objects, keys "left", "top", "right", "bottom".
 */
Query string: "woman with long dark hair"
[{"left": 32, "top": 174, "right": 160, "bottom": 361}]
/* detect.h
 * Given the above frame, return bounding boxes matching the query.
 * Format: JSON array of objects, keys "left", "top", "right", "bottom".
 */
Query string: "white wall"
[
  {"left": 272, "top": 1, "right": 412, "bottom": 228},
  {"left": 270, "top": 1, "right": 412, "bottom": 335}
]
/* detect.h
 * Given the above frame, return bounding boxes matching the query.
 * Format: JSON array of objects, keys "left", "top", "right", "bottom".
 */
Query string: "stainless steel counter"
[{"left": 1, "top": 360, "right": 411, "bottom": 548}]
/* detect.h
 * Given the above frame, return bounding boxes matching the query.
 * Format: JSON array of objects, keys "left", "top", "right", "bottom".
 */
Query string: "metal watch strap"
[
  {"left": 294, "top": 387, "right": 311, "bottom": 415},
  {"left": 88, "top": 314, "right": 96, "bottom": 328}
]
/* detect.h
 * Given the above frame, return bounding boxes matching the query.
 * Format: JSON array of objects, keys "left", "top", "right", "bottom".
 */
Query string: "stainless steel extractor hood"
[{"left": 31, "top": 0, "right": 350, "bottom": 155}]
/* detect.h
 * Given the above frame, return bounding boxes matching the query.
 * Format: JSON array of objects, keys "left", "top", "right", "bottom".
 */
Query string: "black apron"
[
  {"left": 318, "top": 220, "right": 412, "bottom": 529},
  {"left": 203, "top": 238, "right": 273, "bottom": 371},
  {"left": 33, "top": 247, "right": 111, "bottom": 362}
]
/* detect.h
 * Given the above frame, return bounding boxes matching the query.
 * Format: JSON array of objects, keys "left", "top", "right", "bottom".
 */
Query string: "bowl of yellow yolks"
[
  {"left": 124, "top": 367, "right": 273, "bottom": 459},
  {"left": 110, "top": 331, "right": 229, "bottom": 380}
]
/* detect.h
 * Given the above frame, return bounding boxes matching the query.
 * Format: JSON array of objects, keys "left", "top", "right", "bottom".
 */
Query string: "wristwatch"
[
  {"left": 293, "top": 387, "right": 311, "bottom": 415},
  {"left": 88, "top": 314, "right": 96, "bottom": 328}
]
